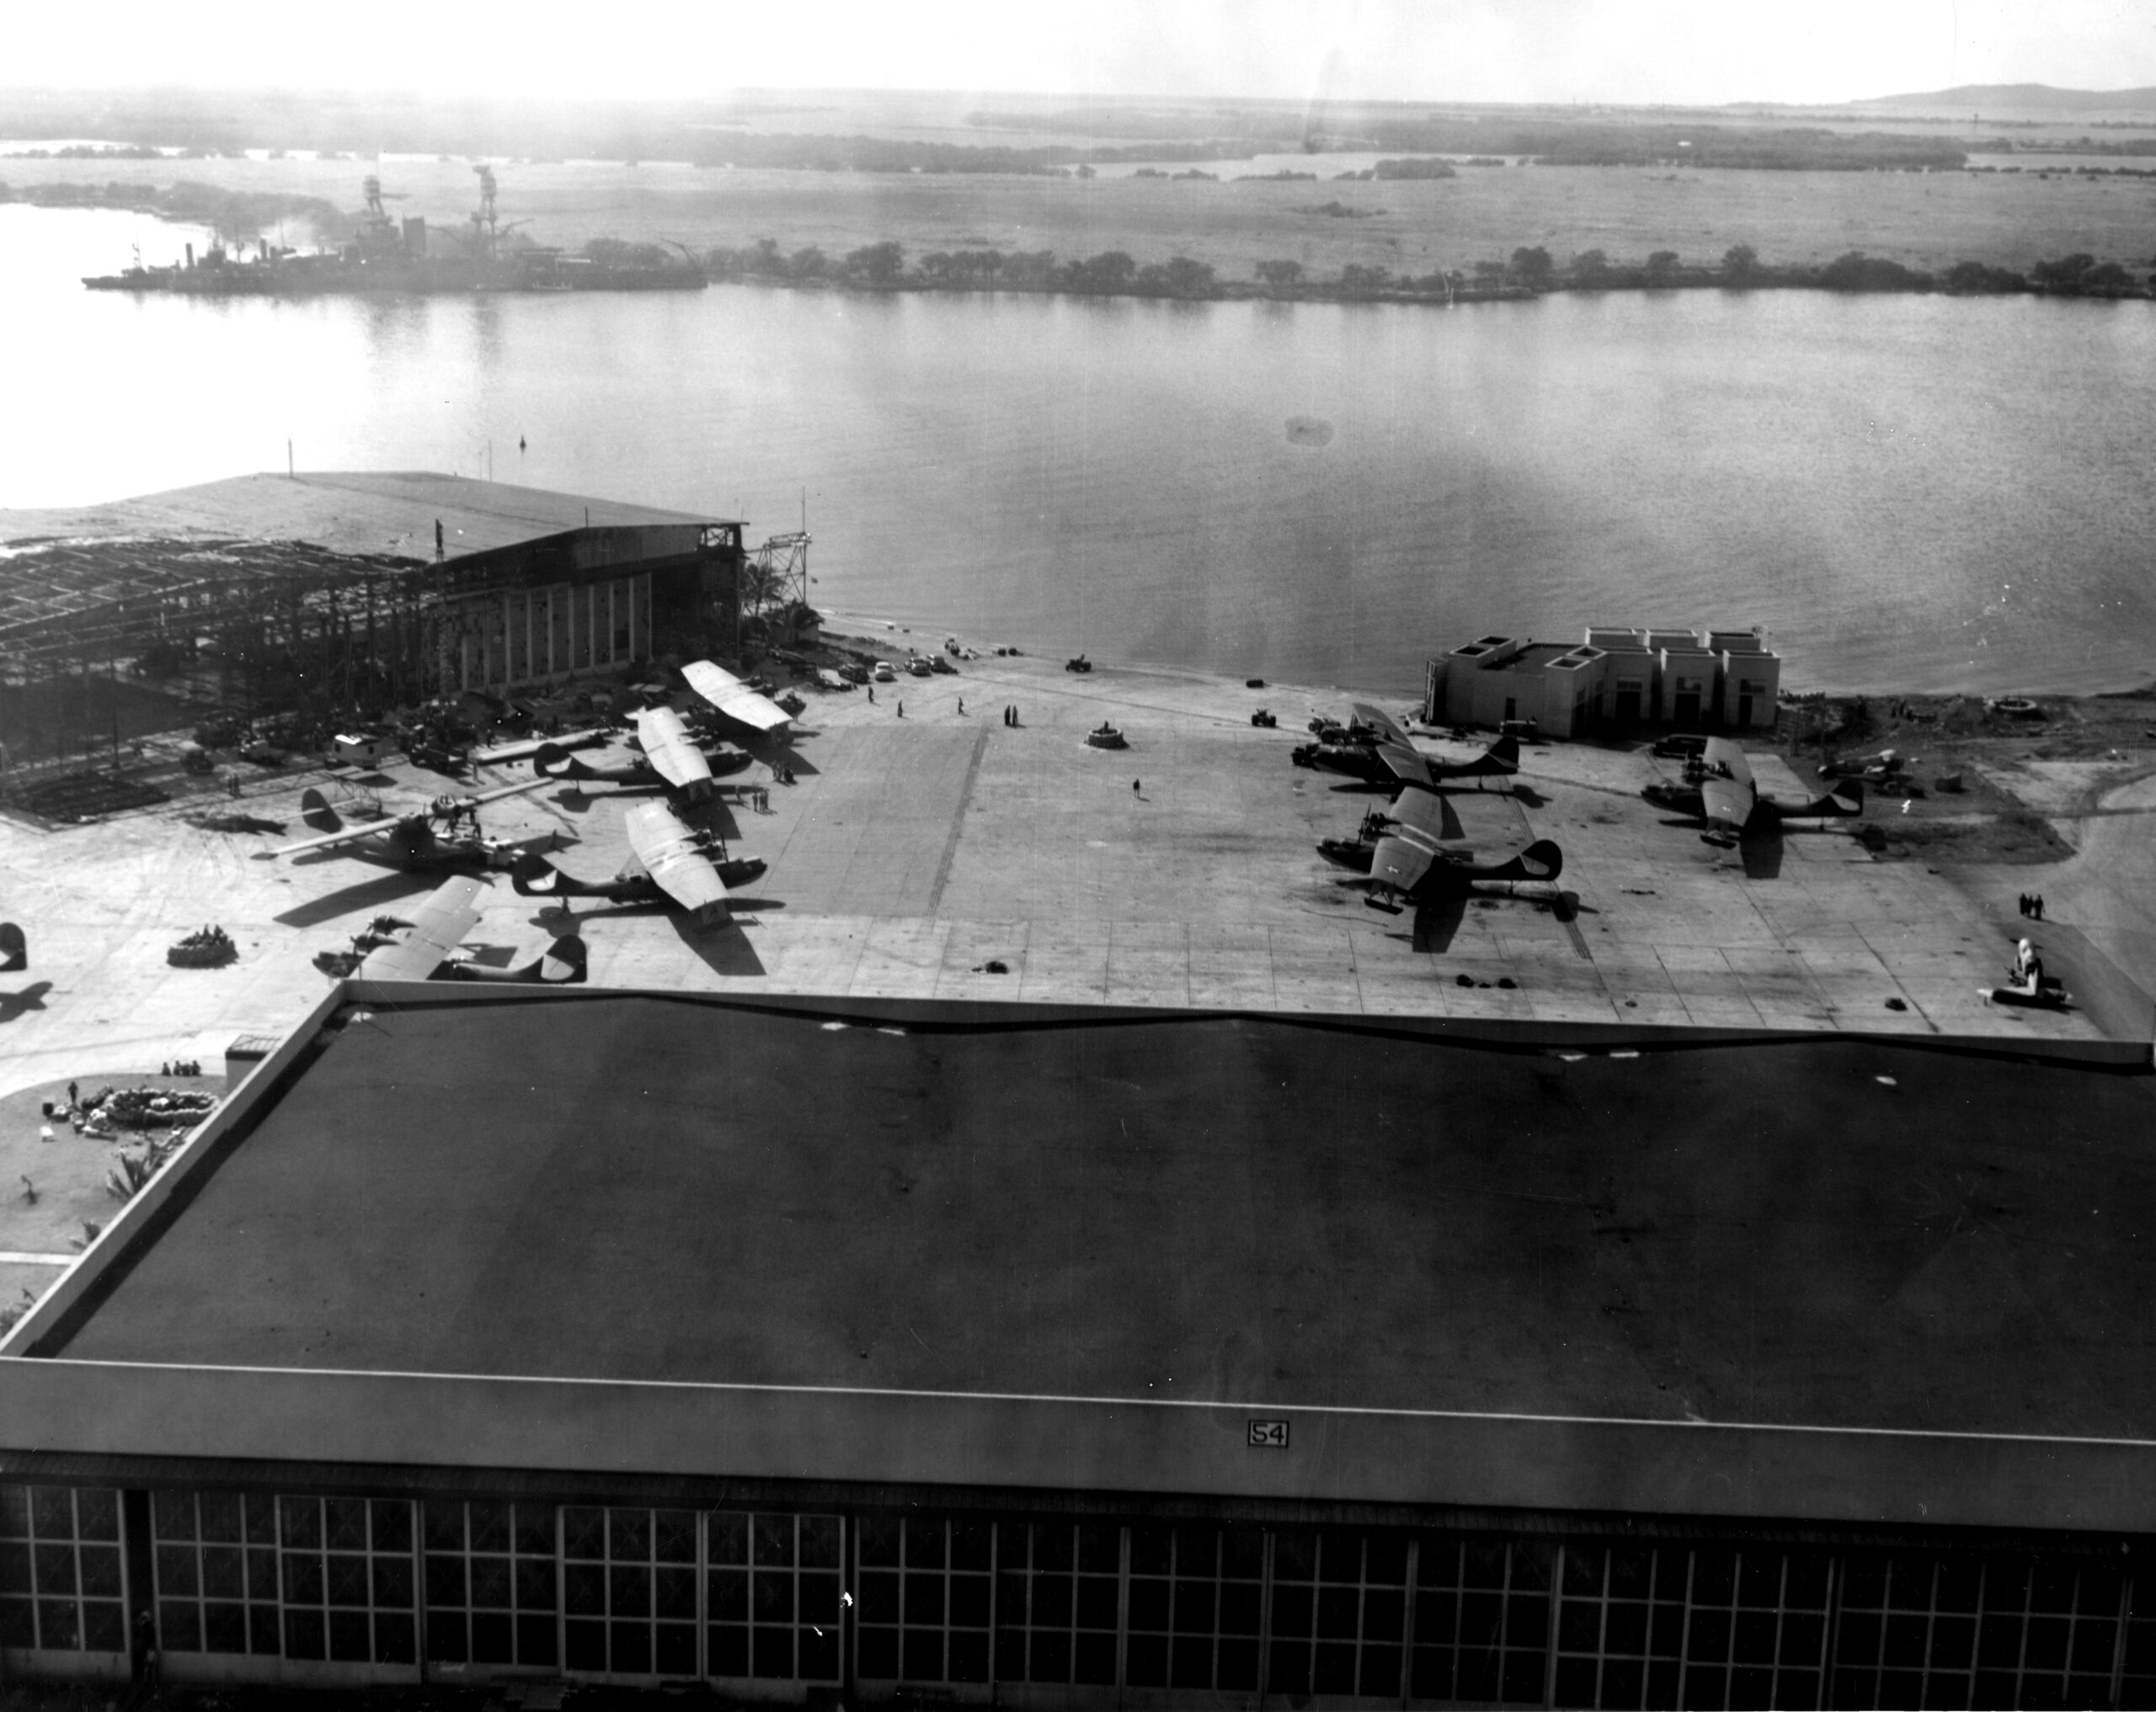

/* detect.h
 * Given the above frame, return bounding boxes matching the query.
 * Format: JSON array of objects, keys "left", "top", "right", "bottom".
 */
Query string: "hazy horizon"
[{"left": 9, "top": 2, "right": 2156, "bottom": 113}]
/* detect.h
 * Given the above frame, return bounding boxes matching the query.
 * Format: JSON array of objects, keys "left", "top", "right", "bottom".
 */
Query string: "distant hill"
[{"left": 1855, "top": 83, "right": 2156, "bottom": 113}]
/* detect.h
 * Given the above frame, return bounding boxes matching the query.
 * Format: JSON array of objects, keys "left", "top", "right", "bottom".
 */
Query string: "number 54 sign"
[{"left": 1246, "top": 1419, "right": 1290, "bottom": 1449}]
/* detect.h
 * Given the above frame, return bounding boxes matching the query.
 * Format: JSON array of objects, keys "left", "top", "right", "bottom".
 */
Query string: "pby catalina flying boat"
[
  {"left": 683, "top": 659, "right": 792, "bottom": 742},
  {"left": 515, "top": 800, "right": 761, "bottom": 929},
  {"left": 1323, "top": 787, "right": 1563, "bottom": 914},
  {"left": 1294, "top": 701, "right": 1518, "bottom": 790},
  {"left": 262, "top": 777, "right": 550, "bottom": 870},
  {"left": 1819, "top": 746, "right": 1913, "bottom": 781},
  {"left": 329, "top": 876, "right": 586, "bottom": 983},
  {"left": 532, "top": 707, "right": 748, "bottom": 803},
  {"left": 1644, "top": 739, "right": 1863, "bottom": 845},
  {"left": 0, "top": 923, "right": 23, "bottom": 973}
]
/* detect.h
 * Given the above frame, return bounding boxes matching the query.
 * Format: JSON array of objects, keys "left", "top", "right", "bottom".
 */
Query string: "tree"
[
  {"left": 844, "top": 241, "right": 905, "bottom": 284},
  {"left": 1508, "top": 246, "right": 1554, "bottom": 285},
  {"left": 1339, "top": 264, "right": 1391, "bottom": 293},
  {"left": 788, "top": 246, "right": 827, "bottom": 280},
  {"left": 1721, "top": 243, "right": 1758, "bottom": 280},
  {"left": 2031, "top": 252, "right": 2095, "bottom": 291},
  {"left": 1160, "top": 256, "right": 1216, "bottom": 296},
  {"left": 1645, "top": 250, "right": 1681, "bottom": 281},
  {"left": 1570, "top": 248, "right": 1611, "bottom": 283},
  {"left": 1254, "top": 259, "right": 1304, "bottom": 291},
  {"left": 1069, "top": 250, "right": 1137, "bottom": 292}
]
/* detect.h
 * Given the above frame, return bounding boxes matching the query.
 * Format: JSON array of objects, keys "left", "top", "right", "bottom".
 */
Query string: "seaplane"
[
  {"left": 318, "top": 875, "right": 584, "bottom": 982},
  {"left": 1294, "top": 701, "right": 1518, "bottom": 790},
  {"left": 532, "top": 705, "right": 748, "bottom": 803},
  {"left": 683, "top": 659, "right": 794, "bottom": 744},
  {"left": 1819, "top": 746, "right": 1913, "bottom": 781},
  {"left": 1329, "top": 786, "right": 1564, "bottom": 915},
  {"left": 1644, "top": 738, "right": 1863, "bottom": 845},
  {"left": 261, "top": 776, "right": 552, "bottom": 870},
  {"left": 512, "top": 800, "right": 764, "bottom": 929}
]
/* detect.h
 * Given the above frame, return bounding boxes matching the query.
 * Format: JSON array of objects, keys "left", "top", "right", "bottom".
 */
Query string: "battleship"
[{"left": 81, "top": 167, "right": 707, "bottom": 296}]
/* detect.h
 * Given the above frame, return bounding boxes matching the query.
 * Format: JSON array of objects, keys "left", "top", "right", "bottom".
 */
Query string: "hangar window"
[
  {"left": 855, "top": 1513, "right": 993, "bottom": 1684},
  {"left": 0, "top": 1485, "right": 125, "bottom": 1656},
  {"left": 707, "top": 1510, "right": 844, "bottom": 1683},
  {"left": 1410, "top": 1534, "right": 1552, "bottom": 1705},
  {"left": 421, "top": 1501, "right": 558, "bottom": 1671},
  {"left": 1550, "top": 1542, "right": 1843, "bottom": 1710},
  {"left": 995, "top": 1520, "right": 1122, "bottom": 1687},
  {"left": 560, "top": 1506, "right": 699, "bottom": 1680},
  {"left": 2126, "top": 1575, "right": 2156, "bottom": 1709},
  {"left": 150, "top": 1490, "right": 279, "bottom": 1657},
  {"left": 274, "top": 1495, "right": 416, "bottom": 1665},
  {"left": 1125, "top": 1523, "right": 1265, "bottom": 1693},
  {"left": 1833, "top": 1551, "right": 2124, "bottom": 1712},
  {"left": 1267, "top": 1527, "right": 1407, "bottom": 1698}
]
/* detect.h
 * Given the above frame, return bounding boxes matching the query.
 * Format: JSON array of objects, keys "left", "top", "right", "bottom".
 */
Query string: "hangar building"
[{"left": 2, "top": 984, "right": 2153, "bottom": 1708}]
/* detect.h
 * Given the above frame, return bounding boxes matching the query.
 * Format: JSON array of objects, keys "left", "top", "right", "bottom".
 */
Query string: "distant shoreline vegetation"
[
  {"left": 13, "top": 177, "right": 2152, "bottom": 307},
  {"left": 705, "top": 239, "right": 2156, "bottom": 305}
]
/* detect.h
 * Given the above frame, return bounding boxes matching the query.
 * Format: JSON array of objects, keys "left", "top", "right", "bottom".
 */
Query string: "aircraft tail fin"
[
  {"left": 510, "top": 851, "right": 566, "bottom": 895},
  {"left": 1481, "top": 735, "right": 1521, "bottom": 774},
  {"left": 0, "top": 923, "right": 24, "bottom": 973},
  {"left": 1794, "top": 779, "right": 1865, "bottom": 818},
  {"left": 1486, "top": 838, "right": 1563, "bottom": 883},
  {"left": 533, "top": 743, "right": 592, "bottom": 781},
  {"left": 299, "top": 788, "right": 343, "bottom": 834},
  {"left": 534, "top": 936, "right": 587, "bottom": 984}
]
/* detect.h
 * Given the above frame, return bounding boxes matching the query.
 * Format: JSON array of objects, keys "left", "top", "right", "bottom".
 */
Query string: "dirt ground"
[
  {"left": 1770, "top": 686, "right": 2156, "bottom": 865},
  {"left": 13, "top": 151, "right": 2156, "bottom": 285}
]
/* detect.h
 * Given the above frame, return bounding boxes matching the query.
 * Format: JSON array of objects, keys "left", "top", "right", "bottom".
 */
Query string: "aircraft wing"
[
  {"left": 623, "top": 801, "right": 731, "bottom": 920},
  {"left": 467, "top": 775, "right": 552, "bottom": 807},
  {"left": 1701, "top": 738, "right": 1753, "bottom": 790},
  {"left": 1367, "top": 833, "right": 1437, "bottom": 895},
  {"left": 1373, "top": 743, "right": 1433, "bottom": 787},
  {"left": 633, "top": 707, "right": 713, "bottom": 791},
  {"left": 1699, "top": 775, "right": 1755, "bottom": 838},
  {"left": 684, "top": 659, "right": 792, "bottom": 735},
  {"left": 355, "top": 876, "right": 487, "bottom": 979},
  {"left": 1388, "top": 788, "right": 1466, "bottom": 847},
  {"left": 267, "top": 813, "right": 406, "bottom": 858},
  {"left": 1349, "top": 701, "right": 1413, "bottom": 748}
]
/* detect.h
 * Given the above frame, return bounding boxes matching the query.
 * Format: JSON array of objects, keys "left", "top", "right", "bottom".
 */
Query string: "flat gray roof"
[{"left": 47, "top": 995, "right": 2156, "bottom": 1437}]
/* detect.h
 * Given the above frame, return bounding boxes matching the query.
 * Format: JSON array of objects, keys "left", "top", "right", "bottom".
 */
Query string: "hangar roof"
[
  {"left": 1, "top": 470, "right": 730, "bottom": 563},
  {"left": 19, "top": 990, "right": 2156, "bottom": 1532}
]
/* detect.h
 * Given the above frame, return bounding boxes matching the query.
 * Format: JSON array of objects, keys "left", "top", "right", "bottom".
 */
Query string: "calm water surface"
[{"left": 7, "top": 205, "right": 2155, "bottom": 695}]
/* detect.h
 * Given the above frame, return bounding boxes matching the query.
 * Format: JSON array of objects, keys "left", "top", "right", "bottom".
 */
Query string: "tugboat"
[{"left": 167, "top": 925, "right": 237, "bottom": 968}]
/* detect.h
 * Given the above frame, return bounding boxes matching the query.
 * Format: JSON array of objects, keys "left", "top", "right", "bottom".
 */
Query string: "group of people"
[
  {"left": 1001, "top": 705, "right": 1021, "bottom": 728},
  {"left": 160, "top": 1060, "right": 203, "bottom": 1078},
  {"left": 2017, "top": 893, "right": 2047, "bottom": 920}
]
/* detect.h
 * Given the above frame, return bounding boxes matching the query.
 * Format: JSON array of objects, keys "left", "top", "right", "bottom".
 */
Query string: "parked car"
[
  {"left": 1650, "top": 733, "right": 1708, "bottom": 760},
  {"left": 873, "top": 663, "right": 897, "bottom": 683}
]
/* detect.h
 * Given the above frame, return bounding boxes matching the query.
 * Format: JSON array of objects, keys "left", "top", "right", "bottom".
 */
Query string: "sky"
[{"left": 8, "top": 0, "right": 2156, "bottom": 108}]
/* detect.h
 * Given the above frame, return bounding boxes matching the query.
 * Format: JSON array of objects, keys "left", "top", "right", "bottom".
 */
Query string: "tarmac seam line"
[{"left": 925, "top": 726, "right": 991, "bottom": 916}]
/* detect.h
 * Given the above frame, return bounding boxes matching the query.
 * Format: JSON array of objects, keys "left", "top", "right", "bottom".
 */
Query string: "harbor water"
[{"left": 7, "top": 205, "right": 2156, "bottom": 695}]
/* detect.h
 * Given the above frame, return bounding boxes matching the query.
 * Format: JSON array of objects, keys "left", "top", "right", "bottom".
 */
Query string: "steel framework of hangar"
[
  {"left": 3, "top": 985, "right": 2154, "bottom": 1708},
  {"left": 0, "top": 472, "right": 809, "bottom": 767}
]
